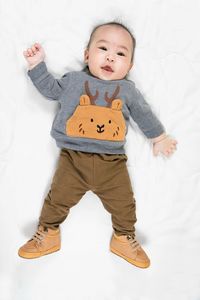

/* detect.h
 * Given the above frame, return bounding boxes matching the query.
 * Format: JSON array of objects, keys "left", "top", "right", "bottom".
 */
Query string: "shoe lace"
[
  {"left": 126, "top": 235, "right": 141, "bottom": 251},
  {"left": 32, "top": 228, "right": 46, "bottom": 244}
]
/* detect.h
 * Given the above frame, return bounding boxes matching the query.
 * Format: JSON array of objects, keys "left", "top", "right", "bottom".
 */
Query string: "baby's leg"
[
  {"left": 39, "top": 148, "right": 90, "bottom": 229},
  {"left": 93, "top": 153, "right": 150, "bottom": 268},
  {"left": 93, "top": 153, "right": 136, "bottom": 236},
  {"left": 18, "top": 148, "right": 92, "bottom": 259}
]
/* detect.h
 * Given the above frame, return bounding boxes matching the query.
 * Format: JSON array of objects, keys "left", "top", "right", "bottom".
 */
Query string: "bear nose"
[
  {"left": 97, "top": 124, "right": 105, "bottom": 133},
  {"left": 97, "top": 124, "right": 104, "bottom": 129}
]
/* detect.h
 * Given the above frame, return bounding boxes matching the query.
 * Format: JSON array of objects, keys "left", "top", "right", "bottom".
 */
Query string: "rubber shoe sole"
[
  {"left": 18, "top": 245, "right": 60, "bottom": 259},
  {"left": 110, "top": 246, "right": 150, "bottom": 268}
]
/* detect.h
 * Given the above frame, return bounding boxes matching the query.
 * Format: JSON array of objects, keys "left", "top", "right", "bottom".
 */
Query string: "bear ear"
[
  {"left": 80, "top": 95, "right": 91, "bottom": 106},
  {"left": 111, "top": 99, "right": 123, "bottom": 110}
]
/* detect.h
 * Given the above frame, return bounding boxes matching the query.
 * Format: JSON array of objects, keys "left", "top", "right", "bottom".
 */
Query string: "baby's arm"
[
  {"left": 23, "top": 43, "right": 70, "bottom": 100},
  {"left": 129, "top": 84, "right": 177, "bottom": 158}
]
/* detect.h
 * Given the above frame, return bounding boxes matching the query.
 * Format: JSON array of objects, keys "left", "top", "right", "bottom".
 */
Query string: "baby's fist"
[
  {"left": 23, "top": 43, "right": 45, "bottom": 69},
  {"left": 153, "top": 135, "right": 177, "bottom": 157}
]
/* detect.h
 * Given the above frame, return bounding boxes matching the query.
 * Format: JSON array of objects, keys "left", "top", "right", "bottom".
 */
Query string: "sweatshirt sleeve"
[
  {"left": 27, "top": 62, "right": 71, "bottom": 101},
  {"left": 128, "top": 84, "right": 165, "bottom": 139}
]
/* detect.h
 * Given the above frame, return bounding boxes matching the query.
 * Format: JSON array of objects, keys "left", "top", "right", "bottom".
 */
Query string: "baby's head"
[{"left": 84, "top": 21, "right": 136, "bottom": 81}]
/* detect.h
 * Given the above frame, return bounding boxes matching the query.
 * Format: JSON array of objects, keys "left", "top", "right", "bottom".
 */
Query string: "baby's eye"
[
  {"left": 117, "top": 52, "right": 125, "bottom": 57},
  {"left": 109, "top": 120, "right": 111, "bottom": 124},
  {"left": 91, "top": 118, "right": 94, "bottom": 122},
  {"left": 99, "top": 46, "right": 107, "bottom": 51}
]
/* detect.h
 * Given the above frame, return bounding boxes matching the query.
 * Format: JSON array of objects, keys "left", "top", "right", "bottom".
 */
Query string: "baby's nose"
[{"left": 106, "top": 55, "right": 114, "bottom": 62}]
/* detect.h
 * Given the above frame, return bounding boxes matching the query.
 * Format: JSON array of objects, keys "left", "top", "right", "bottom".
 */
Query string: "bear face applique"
[{"left": 66, "top": 81, "right": 126, "bottom": 142}]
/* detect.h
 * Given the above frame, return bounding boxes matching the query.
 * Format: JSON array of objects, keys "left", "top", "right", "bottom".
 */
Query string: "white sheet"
[{"left": 1, "top": 0, "right": 200, "bottom": 299}]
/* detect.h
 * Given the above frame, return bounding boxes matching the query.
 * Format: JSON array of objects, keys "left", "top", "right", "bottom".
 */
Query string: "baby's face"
[{"left": 84, "top": 25, "right": 133, "bottom": 80}]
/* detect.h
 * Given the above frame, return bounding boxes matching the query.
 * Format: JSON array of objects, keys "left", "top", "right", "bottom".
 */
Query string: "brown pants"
[{"left": 39, "top": 148, "right": 137, "bottom": 236}]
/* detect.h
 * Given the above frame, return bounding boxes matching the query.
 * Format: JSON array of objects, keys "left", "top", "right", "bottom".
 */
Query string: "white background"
[{"left": 0, "top": 0, "right": 200, "bottom": 299}]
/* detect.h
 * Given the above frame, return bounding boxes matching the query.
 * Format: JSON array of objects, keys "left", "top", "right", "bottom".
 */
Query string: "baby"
[{"left": 18, "top": 21, "right": 177, "bottom": 268}]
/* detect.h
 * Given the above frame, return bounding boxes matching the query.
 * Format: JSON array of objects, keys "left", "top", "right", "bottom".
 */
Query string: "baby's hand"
[
  {"left": 152, "top": 134, "right": 178, "bottom": 157},
  {"left": 23, "top": 43, "right": 45, "bottom": 70}
]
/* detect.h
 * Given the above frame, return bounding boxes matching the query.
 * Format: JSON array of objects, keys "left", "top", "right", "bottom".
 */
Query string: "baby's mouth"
[{"left": 101, "top": 65, "right": 114, "bottom": 73}]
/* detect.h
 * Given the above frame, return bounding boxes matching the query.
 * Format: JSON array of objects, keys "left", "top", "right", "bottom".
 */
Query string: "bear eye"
[
  {"left": 91, "top": 118, "right": 94, "bottom": 122},
  {"left": 109, "top": 120, "right": 111, "bottom": 124}
]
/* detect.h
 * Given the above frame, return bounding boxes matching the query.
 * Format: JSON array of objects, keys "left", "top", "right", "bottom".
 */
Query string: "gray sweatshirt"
[{"left": 28, "top": 62, "right": 165, "bottom": 154}]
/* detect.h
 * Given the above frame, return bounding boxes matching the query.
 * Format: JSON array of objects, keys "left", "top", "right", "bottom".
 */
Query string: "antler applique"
[
  {"left": 85, "top": 81, "right": 99, "bottom": 104},
  {"left": 84, "top": 81, "right": 121, "bottom": 108},
  {"left": 104, "top": 85, "right": 120, "bottom": 107}
]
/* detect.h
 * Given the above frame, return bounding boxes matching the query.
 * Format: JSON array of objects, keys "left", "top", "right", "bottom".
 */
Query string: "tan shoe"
[
  {"left": 110, "top": 233, "right": 150, "bottom": 268},
  {"left": 18, "top": 226, "right": 61, "bottom": 259}
]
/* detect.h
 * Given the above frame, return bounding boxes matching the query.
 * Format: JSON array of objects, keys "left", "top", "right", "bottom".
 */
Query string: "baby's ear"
[
  {"left": 84, "top": 49, "right": 89, "bottom": 63},
  {"left": 111, "top": 99, "right": 123, "bottom": 110}
]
